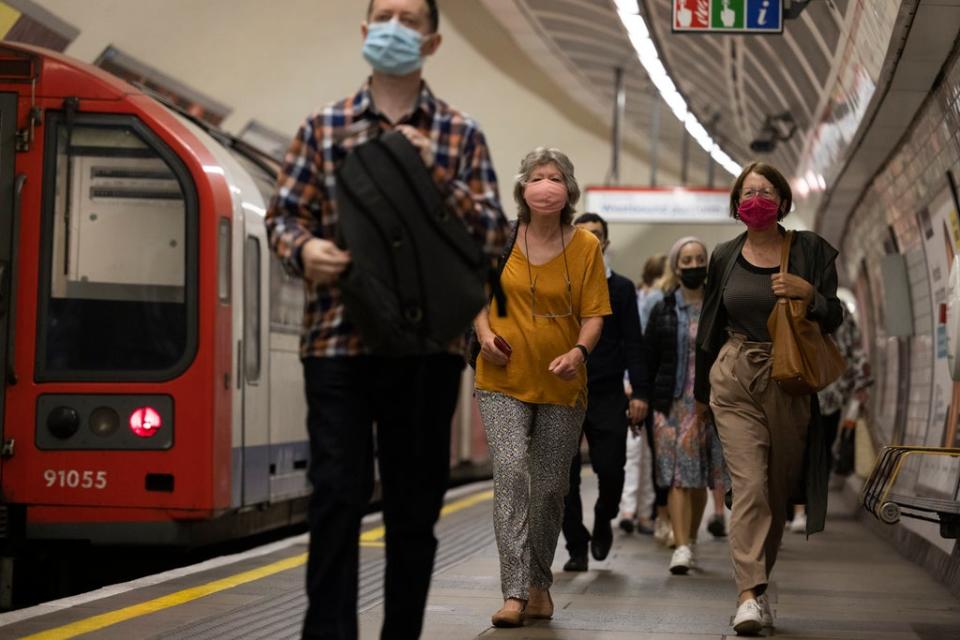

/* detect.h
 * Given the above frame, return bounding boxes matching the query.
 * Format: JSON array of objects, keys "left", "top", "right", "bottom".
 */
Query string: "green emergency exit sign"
[{"left": 672, "top": 0, "right": 783, "bottom": 33}]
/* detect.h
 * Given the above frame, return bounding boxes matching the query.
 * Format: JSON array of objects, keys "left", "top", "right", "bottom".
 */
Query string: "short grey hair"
[{"left": 513, "top": 147, "right": 580, "bottom": 225}]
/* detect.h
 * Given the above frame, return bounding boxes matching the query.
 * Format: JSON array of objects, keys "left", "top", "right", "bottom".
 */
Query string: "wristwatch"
[{"left": 574, "top": 344, "right": 590, "bottom": 360}]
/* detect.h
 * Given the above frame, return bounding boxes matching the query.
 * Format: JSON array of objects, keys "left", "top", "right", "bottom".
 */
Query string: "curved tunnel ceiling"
[{"left": 481, "top": 0, "right": 854, "bottom": 186}]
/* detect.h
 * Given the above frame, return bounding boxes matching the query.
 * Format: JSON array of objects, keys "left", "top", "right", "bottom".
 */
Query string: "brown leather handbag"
[{"left": 767, "top": 231, "right": 846, "bottom": 396}]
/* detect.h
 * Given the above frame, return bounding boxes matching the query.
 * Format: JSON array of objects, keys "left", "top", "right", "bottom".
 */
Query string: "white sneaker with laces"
[
  {"left": 756, "top": 593, "right": 774, "bottom": 628},
  {"left": 733, "top": 598, "right": 763, "bottom": 635},
  {"left": 669, "top": 544, "right": 692, "bottom": 575}
]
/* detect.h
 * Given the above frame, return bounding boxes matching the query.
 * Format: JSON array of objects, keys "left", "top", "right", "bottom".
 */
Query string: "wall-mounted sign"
[
  {"left": 672, "top": 0, "right": 782, "bottom": 34},
  {"left": 584, "top": 187, "right": 736, "bottom": 224}
]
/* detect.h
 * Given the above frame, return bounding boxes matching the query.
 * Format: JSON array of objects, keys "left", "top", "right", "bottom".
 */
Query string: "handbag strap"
[{"left": 779, "top": 230, "right": 794, "bottom": 274}]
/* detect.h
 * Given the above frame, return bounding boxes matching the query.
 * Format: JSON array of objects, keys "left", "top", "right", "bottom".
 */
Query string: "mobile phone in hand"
[{"left": 493, "top": 335, "right": 512, "bottom": 356}]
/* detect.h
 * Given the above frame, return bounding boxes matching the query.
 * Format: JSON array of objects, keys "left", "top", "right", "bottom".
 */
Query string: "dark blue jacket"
[{"left": 587, "top": 271, "right": 645, "bottom": 397}]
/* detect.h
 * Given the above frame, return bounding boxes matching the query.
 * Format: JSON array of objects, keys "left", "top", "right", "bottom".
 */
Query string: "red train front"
[{"left": 0, "top": 42, "right": 306, "bottom": 552}]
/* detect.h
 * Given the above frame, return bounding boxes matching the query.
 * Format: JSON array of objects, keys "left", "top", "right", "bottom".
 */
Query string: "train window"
[
  {"left": 244, "top": 236, "right": 261, "bottom": 382},
  {"left": 218, "top": 219, "right": 231, "bottom": 303},
  {"left": 36, "top": 115, "right": 197, "bottom": 381}
]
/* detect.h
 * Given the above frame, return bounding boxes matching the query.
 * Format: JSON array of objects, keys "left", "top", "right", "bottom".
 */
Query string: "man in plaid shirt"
[{"left": 265, "top": 1, "right": 507, "bottom": 637}]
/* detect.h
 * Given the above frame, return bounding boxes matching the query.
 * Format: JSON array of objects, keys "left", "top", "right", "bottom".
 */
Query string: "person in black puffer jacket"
[{"left": 639, "top": 236, "right": 727, "bottom": 577}]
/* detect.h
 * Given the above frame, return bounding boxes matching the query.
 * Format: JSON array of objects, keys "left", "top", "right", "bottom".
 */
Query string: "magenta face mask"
[{"left": 737, "top": 195, "right": 780, "bottom": 230}]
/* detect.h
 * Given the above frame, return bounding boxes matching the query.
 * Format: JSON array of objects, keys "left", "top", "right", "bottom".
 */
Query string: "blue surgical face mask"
[{"left": 362, "top": 20, "right": 424, "bottom": 76}]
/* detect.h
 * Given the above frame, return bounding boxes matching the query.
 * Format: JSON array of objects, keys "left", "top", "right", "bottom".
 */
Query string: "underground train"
[{"left": 0, "top": 41, "right": 490, "bottom": 563}]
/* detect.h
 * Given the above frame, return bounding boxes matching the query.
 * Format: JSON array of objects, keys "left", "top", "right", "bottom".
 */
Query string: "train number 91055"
[{"left": 43, "top": 469, "right": 108, "bottom": 489}]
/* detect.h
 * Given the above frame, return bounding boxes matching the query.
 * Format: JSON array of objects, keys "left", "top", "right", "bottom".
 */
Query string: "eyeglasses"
[
  {"left": 740, "top": 188, "right": 778, "bottom": 200},
  {"left": 525, "top": 229, "right": 574, "bottom": 320},
  {"left": 530, "top": 273, "right": 573, "bottom": 319}
]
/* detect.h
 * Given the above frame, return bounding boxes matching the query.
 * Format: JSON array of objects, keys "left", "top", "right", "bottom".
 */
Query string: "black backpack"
[{"left": 334, "top": 130, "right": 487, "bottom": 356}]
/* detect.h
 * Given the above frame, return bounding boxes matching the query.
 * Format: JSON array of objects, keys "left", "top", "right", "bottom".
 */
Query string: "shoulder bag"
[{"left": 767, "top": 231, "right": 846, "bottom": 395}]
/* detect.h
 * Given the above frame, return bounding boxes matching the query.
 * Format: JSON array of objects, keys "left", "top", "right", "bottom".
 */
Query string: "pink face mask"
[
  {"left": 737, "top": 195, "right": 780, "bottom": 230},
  {"left": 524, "top": 180, "right": 568, "bottom": 214}
]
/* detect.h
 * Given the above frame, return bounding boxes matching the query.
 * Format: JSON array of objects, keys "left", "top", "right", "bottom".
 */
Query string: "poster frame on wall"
[{"left": 914, "top": 173, "right": 960, "bottom": 498}]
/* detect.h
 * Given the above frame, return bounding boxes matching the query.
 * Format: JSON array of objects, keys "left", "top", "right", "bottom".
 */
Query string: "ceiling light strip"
[{"left": 614, "top": 1, "right": 741, "bottom": 177}]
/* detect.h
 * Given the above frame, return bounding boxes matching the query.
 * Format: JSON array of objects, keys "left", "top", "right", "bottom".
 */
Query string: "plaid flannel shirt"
[{"left": 265, "top": 80, "right": 508, "bottom": 359}]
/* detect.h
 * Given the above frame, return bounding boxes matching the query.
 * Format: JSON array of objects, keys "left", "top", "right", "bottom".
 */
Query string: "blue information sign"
[{"left": 746, "top": 0, "right": 782, "bottom": 30}]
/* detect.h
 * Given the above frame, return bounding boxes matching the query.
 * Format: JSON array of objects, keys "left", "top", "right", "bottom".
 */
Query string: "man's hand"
[
  {"left": 548, "top": 348, "right": 584, "bottom": 380},
  {"left": 771, "top": 273, "right": 814, "bottom": 302},
  {"left": 395, "top": 124, "right": 433, "bottom": 168},
  {"left": 628, "top": 398, "right": 648, "bottom": 425},
  {"left": 302, "top": 238, "right": 351, "bottom": 286}
]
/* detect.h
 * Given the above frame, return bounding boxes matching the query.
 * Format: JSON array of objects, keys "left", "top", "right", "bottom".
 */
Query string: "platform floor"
[{"left": 1, "top": 474, "right": 958, "bottom": 639}]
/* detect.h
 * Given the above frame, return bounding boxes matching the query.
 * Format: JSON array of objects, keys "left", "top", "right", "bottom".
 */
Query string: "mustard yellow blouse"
[{"left": 475, "top": 227, "right": 611, "bottom": 406}]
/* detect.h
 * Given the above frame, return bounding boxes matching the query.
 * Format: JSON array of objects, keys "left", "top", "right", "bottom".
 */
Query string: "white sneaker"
[
  {"left": 756, "top": 593, "right": 774, "bottom": 628},
  {"left": 688, "top": 542, "right": 697, "bottom": 567},
  {"left": 653, "top": 518, "right": 670, "bottom": 544},
  {"left": 733, "top": 598, "right": 764, "bottom": 635},
  {"left": 790, "top": 513, "right": 807, "bottom": 534},
  {"left": 669, "top": 544, "right": 692, "bottom": 575}
]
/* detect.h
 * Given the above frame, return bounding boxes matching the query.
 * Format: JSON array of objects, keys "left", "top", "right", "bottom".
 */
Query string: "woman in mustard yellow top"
[{"left": 474, "top": 147, "right": 611, "bottom": 627}]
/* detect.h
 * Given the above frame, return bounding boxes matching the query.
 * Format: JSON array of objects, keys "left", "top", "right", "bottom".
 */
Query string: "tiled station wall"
[{"left": 840, "top": 44, "right": 960, "bottom": 551}]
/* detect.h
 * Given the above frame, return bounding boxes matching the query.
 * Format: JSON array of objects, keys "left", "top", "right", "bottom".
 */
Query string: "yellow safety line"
[
  {"left": 19, "top": 554, "right": 308, "bottom": 640},
  {"left": 21, "top": 488, "right": 494, "bottom": 639}
]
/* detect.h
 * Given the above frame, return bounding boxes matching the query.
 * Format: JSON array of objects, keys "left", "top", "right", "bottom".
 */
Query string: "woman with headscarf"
[{"left": 639, "top": 236, "right": 726, "bottom": 575}]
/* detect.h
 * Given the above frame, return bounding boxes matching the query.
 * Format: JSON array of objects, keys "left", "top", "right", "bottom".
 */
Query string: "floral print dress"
[{"left": 653, "top": 303, "right": 725, "bottom": 489}]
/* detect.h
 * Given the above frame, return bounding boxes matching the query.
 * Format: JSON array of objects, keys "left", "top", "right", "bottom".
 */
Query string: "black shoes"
[
  {"left": 590, "top": 518, "right": 613, "bottom": 561},
  {"left": 618, "top": 517, "right": 635, "bottom": 534},
  {"left": 563, "top": 553, "right": 589, "bottom": 572},
  {"left": 707, "top": 514, "right": 727, "bottom": 538}
]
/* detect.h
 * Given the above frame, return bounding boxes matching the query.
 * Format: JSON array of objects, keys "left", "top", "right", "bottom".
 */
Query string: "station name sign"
[
  {"left": 672, "top": 0, "right": 783, "bottom": 34},
  {"left": 584, "top": 187, "right": 737, "bottom": 224}
]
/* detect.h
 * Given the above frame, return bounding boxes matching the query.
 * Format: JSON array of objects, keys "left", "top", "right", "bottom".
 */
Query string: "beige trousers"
[{"left": 709, "top": 334, "right": 809, "bottom": 594}]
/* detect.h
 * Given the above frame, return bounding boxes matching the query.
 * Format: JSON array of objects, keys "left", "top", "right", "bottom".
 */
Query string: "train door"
[
  {"left": 0, "top": 92, "right": 18, "bottom": 487},
  {"left": 241, "top": 227, "right": 270, "bottom": 505}
]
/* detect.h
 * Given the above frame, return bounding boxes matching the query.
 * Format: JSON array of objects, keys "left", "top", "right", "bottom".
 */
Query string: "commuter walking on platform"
[
  {"left": 640, "top": 237, "right": 726, "bottom": 575},
  {"left": 619, "top": 254, "right": 668, "bottom": 537},
  {"left": 265, "top": 1, "right": 508, "bottom": 638},
  {"left": 694, "top": 162, "right": 843, "bottom": 635},
  {"left": 561, "top": 213, "right": 648, "bottom": 572},
  {"left": 474, "top": 148, "right": 610, "bottom": 627}
]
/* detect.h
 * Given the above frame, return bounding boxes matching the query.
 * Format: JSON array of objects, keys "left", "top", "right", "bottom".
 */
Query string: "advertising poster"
[{"left": 916, "top": 185, "right": 960, "bottom": 496}]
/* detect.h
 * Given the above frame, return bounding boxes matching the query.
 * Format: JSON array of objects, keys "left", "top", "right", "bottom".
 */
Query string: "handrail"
[{"left": 861, "top": 446, "right": 960, "bottom": 538}]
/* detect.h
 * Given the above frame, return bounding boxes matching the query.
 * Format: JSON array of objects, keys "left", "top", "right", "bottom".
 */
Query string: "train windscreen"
[{"left": 36, "top": 118, "right": 196, "bottom": 380}]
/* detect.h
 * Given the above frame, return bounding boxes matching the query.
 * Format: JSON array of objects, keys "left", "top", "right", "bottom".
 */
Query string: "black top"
[
  {"left": 587, "top": 270, "right": 646, "bottom": 397},
  {"left": 722, "top": 254, "right": 779, "bottom": 342}
]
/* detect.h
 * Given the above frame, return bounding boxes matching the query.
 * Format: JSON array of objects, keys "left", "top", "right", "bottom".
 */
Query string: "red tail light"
[{"left": 129, "top": 407, "right": 162, "bottom": 438}]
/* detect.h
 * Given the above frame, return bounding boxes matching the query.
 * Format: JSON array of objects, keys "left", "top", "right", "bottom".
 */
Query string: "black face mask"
[{"left": 679, "top": 266, "right": 707, "bottom": 289}]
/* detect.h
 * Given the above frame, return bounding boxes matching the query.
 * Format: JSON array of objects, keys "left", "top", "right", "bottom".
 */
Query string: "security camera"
[
  {"left": 750, "top": 131, "right": 777, "bottom": 153},
  {"left": 750, "top": 112, "right": 797, "bottom": 153}
]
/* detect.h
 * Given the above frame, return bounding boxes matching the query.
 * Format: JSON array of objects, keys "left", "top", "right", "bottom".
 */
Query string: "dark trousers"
[
  {"left": 301, "top": 354, "right": 463, "bottom": 640},
  {"left": 562, "top": 384, "right": 628, "bottom": 555}
]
